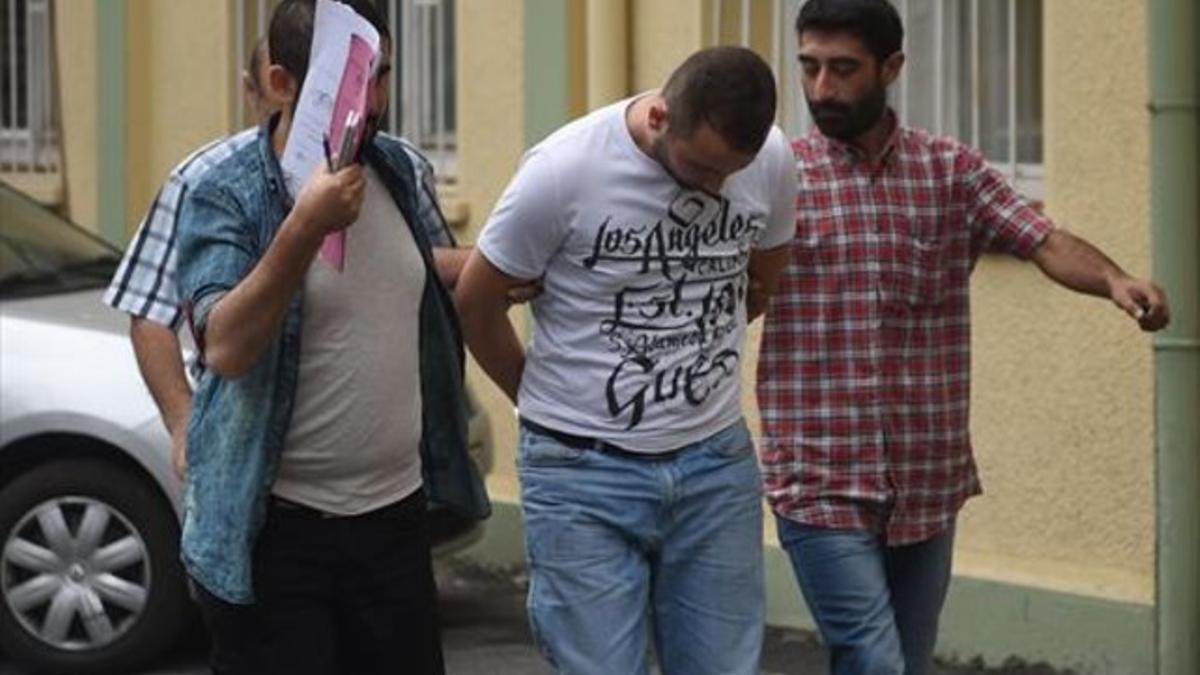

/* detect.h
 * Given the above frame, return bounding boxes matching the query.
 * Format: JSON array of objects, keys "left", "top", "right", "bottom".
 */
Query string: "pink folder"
[{"left": 319, "top": 33, "right": 375, "bottom": 272}]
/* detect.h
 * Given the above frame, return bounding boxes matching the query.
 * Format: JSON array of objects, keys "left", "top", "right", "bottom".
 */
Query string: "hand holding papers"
[
  {"left": 280, "top": 0, "right": 381, "bottom": 272},
  {"left": 318, "top": 111, "right": 362, "bottom": 269}
]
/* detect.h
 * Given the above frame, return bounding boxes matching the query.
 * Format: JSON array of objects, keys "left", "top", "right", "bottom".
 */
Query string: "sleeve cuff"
[{"left": 476, "top": 239, "right": 542, "bottom": 281}]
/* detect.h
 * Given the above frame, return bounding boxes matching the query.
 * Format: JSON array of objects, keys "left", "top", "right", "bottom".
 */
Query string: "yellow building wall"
[
  {"left": 57, "top": 2, "right": 99, "bottom": 230},
  {"left": 124, "top": 0, "right": 234, "bottom": 240},
  {"left": 456, "top": 0, "right": 528, "bottom": 502},
  {"left": 629, "top": 0, "right": 707, "bottom": 92},
  {"left": 55, "top": 2, "right": 230, "bottom": 237},
  {"left": 955, "top": 0, "right": 1154, "bottom": 604}
]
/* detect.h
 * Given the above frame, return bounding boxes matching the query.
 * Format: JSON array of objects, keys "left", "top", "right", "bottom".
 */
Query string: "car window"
[{"left": 0, "top": 182, "right": 121, "bottom": 298}]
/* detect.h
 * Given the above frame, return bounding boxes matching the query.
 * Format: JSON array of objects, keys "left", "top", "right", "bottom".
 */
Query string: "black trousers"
[
  {"left": 193, "top": 489, "right": 444, "bottom": 675},
  {"left": 191, "top": 579, "right": 263, "bottom": 675}
]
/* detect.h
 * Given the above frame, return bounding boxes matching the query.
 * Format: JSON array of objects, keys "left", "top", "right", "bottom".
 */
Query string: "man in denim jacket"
[{"left": 175, "top": 1, "right": 487, "bottom": 673}]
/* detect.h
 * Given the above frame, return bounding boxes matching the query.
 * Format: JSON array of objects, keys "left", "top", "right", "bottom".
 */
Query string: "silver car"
[{"left": 0, "top": 182, "right": 492, "bottom": 674}]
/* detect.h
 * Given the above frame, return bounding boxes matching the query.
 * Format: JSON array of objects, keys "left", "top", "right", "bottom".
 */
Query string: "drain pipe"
[{"left": 1148, "top": 0, "right": 1200, "bottom": 673}]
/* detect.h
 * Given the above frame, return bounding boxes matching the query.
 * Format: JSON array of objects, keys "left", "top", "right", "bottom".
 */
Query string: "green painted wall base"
[
  {"left": 455, "top": 500, "right": 1154, "bottom": 675},
  {"left": 96, "top": 0, "right": 127, "bottom": 245},
  {"left": 524, "top": 0, "right": 571, "bottom": 148}
]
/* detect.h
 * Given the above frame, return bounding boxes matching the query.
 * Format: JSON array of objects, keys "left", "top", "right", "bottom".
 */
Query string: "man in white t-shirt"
[{"left": 455, "top": 46, "right": 797, "bottom": 675}]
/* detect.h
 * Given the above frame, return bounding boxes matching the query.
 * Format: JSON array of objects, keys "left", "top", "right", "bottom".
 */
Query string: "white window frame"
[
  {"left": 387, "top": 0, "right": 456, "bottom": 180},
  {"left": 1, "top": 0, "right": 58, "bottom": 173},
  {"left": 716, "top": 0, "right": 1044, "bottom": 199}
]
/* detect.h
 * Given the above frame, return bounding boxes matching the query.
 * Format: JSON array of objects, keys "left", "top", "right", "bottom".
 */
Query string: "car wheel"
[{"left": 0, "top": 458, "right": 190, "bottom": 674}]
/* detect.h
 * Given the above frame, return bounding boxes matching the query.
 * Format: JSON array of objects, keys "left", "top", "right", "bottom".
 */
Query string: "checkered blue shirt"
[{"left": 104, "top": 130, "right": 453, "bottom": 329}]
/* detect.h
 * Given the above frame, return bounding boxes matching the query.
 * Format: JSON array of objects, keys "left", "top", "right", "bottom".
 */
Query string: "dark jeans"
[
  {"left": 191, "top": 578, "right": 263, "bottom": 675},
  {"left": 251, "top": 488, "right": 445, "bottom": 675}
]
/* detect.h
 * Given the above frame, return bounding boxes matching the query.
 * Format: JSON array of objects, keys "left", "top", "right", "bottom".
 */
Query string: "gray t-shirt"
[
  {"left": 477, "top": 97, "right": 797, "bottom": 452},
  {"left": 273, "top": 168, "right": 426, "bottom": 514}
]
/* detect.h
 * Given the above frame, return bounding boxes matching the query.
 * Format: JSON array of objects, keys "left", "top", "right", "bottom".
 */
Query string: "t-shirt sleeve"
[
  {"left": 755, "top": 127, "right": 799, "bottom": 250},
  {"left": 958, "top": 144, "right": 1054, "bottom": 259},
  {"left": 102, "top": 178, "right": 186, "bottom": 329},
  {"left": 475, "top": 148, "right": 567, "bottom": 280}
]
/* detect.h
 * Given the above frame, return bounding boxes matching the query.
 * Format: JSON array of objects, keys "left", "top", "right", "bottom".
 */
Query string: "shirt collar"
[
  {"left": 821, "top": 108, "right": 901, "bottom": 173},
  {"left": 257, "top": 112, "right": 291, "bottom": 204}
]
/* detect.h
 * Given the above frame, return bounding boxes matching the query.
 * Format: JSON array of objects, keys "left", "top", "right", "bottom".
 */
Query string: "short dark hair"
[
  {"left": 795, "top": 0, "right": 904, "bottom": 63},
  {"left": 661, "top": 46, "right": 777, "bottom": 155},
  {"left": 269, "top": 0, "right": 390, "bottom": 89}
]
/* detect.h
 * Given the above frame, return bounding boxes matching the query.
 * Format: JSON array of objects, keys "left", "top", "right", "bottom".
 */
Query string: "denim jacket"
[{"left": 175, "top": 117, "right": 490, "bottom": 604}]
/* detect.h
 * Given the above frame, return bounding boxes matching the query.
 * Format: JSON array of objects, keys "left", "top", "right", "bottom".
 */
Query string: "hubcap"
[{"left": 2, "top": 496, "right": 151, "bottom": 651}]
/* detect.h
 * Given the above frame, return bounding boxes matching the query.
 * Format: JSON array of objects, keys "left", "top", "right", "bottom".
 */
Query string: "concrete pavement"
[{"left": 0, "top": 562, "right": 1072, "bottom": 675}]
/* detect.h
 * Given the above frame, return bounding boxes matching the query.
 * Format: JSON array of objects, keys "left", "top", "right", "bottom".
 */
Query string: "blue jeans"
[
  {"left": 517, "top": 419, "right": 764, "bottom": 675},
  {"left": 776, "top": 515, "right": 955, "bottom": 675}
]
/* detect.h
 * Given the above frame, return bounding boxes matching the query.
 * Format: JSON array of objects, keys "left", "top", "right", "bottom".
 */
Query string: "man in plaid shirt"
[{"left": 758, "top": 2, "right": 1171, "bottom": 674}]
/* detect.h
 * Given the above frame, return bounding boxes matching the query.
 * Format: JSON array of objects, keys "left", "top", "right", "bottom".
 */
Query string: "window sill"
[
  {"left": 990, "top": 162, "right": 1045, "bottom": 203},
  {"left": 0, "top": 171, "right": 63, "bottom": 207}
]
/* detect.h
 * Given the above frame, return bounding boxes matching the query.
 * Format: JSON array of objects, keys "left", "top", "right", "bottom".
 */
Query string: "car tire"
[{"left": 0, "top": 458, "right": 191, "bottom": 674}]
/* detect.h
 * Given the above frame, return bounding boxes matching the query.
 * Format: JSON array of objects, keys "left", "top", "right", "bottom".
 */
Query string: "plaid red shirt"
[{"left": 757, "top": 118, "right": 1054, "bottom": 545}]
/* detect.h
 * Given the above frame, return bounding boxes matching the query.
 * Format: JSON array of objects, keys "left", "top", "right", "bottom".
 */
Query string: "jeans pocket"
[
  {"left": 518, "top": 429, "right": 589, "bottom": 468},
  {"left": 703, "top": 419, "right": 755, "bottom": 459}
]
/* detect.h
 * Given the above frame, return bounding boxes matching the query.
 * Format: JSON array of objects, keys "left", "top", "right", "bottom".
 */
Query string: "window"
[
  {"left": 0, "top": 0, "right": 58, "bottom": 172},
  {"left": 717, "top": 0, "right": 1045, "bottom": 195},
  {"left": 232, "top": 0, "right": 456, "bottom": 179},
  {"left": 902, "top": 0, "right": 1044, "bottom": 194},
  {"left": 379, "top": 0, "right": 456, "bottom": 179}
]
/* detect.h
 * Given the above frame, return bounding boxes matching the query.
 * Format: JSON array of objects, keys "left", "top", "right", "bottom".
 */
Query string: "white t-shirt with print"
[{"left": 477, "top": 97, "right": 797, "bottom": 453}]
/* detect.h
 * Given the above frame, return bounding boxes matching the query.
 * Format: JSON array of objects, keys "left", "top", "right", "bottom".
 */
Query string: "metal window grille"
[
  {"left": 715, "top": 0, "right": 1044, "bottom": 193},
  {"left": 233, "top": 0, "right": 456, "bottom": 179},
  {"left": 0, "top": 0, "right": 57, "bottom": 172},
  {"left": 383, "top": 0, "right": 456, "bottom": 179}
]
